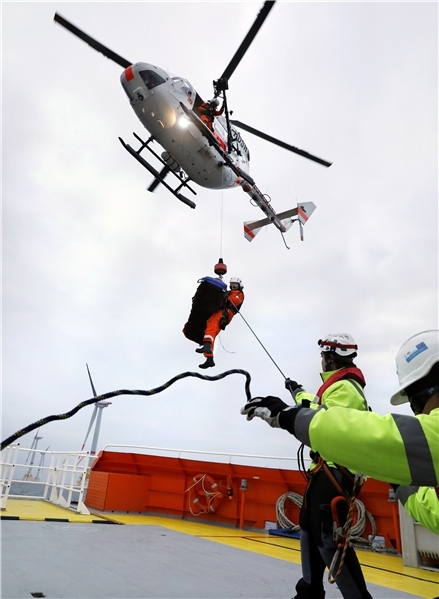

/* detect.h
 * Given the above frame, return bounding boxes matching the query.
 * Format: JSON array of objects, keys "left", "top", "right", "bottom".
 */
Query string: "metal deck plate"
[{"left": 2, "top": 515, "right": 435, "bottom": 598}]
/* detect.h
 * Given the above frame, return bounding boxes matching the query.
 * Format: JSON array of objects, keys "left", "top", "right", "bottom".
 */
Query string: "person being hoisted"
[
  {"left": 198, "top": 98, "right": 224, "bottom": 131},
  {"left": 197, "top": 277, "right": 245, "bottom": 369}
]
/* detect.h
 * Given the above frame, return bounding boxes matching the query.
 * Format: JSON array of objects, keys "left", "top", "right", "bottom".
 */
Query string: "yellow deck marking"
[
  {"left": 2, "top": 499, "right": 110, "bottom": 523},
  {"left": 102, "top": 513, "right": 439, "bottom": 598}
]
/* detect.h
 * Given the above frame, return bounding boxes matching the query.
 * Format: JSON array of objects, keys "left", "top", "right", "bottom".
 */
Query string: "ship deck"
[{"left": 2, "top": 499, "right": 438, "bottom": 599}]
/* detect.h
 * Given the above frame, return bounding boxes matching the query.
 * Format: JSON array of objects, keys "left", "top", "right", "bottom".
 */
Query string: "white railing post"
[
  {"left": 44, "top": 450, "right": 91, "bottom": 514},
  {"left": 0, "top": 445, "right": 20, "bottom": 510},
  {"left": 399, "top": 501, "right": 439, "bottom": 568},
  {"left": 44, "top": 452, "right": 57, "bottom": 501}
]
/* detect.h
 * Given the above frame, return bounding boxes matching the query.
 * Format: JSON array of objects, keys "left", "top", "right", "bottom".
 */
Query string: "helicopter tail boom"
[{"left": 243, "top": 201, "right": 316, "bottom": 242}]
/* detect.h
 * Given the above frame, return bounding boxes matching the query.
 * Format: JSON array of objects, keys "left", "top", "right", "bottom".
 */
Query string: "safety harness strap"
[
  {"left": 309, "top": 456, "right": 365, "bottom": 585},
  {"left": 316, "top": 367, "right": 366, "bottom": 404}
]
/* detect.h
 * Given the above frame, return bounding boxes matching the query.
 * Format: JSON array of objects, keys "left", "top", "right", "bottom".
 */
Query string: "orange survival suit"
[{"left": 201, "top": 289, "right": 244, "bottom": 359}]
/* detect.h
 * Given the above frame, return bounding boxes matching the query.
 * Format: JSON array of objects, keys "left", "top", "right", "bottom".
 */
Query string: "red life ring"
[{"left": 188, "top": 473, "right": 224, "bottom": 515}]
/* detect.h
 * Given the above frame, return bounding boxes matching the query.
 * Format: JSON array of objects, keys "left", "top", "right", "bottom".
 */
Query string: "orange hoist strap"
[
  {"left": 321, "top": 458, "right": 363, "bottom": 498},
  {"left": 321, "top": 460, "right": 346, "bottom": 497},
  {"left": 331, "top": 496, "right": 348, "bottom": 540},
  {"left": 328, "top": 499, "right": 357, "bottom": 585}
]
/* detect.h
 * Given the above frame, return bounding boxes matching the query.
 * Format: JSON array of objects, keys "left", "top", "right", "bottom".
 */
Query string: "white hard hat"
[
  {"left": 390, "top": 330, "right": 439, "bottom": 405},
  {"left": 229, "top": 277, "right": 242, "bottom": 287},
  {"left": 318, "top": 333, "right": 358, "bottom": 357}
]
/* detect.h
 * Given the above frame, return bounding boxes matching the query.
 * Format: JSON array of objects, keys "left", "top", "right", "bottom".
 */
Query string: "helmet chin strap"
[{"left": 322, "top": 352, "right": 334, "bottom": 372}]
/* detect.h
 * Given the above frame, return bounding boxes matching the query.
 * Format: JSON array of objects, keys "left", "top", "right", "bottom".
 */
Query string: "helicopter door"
[
  {"left": 172, "top": 77, "right": 196, "bottom": 107},
  {"left": 213, "top": 118, "right": 228, "bottom": 151}
]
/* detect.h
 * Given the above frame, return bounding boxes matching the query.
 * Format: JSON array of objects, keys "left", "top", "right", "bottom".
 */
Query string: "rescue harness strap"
[
  {"left": 307, "top": 454, "right": 365, "bottom": 584},
  {"left": 325, "top": 461, "right": 365, "bottom": 584},
  {"left": 1, "top": 369, "right": 252, "bottom": 451}
]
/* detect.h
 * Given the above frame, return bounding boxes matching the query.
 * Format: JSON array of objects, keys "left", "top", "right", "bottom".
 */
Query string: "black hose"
[{"left": 1, "top": 369, "right": 252, "bottom": 451}]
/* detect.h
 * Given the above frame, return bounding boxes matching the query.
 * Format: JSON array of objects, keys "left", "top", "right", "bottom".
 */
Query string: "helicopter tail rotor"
[{"left": 243, "top": 202, "right": 316, "bottom": 243}]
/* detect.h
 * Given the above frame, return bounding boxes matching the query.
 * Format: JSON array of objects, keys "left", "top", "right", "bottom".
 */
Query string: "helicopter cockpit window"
[
  {"left": 139, "top": 70, "right": 166, "bottom": 90},
  {"left": 172, "top": 77, "right": 194, "bottom": 97},
  {"left": 181, "top": 79, "right": 195, "bottom": 96}
]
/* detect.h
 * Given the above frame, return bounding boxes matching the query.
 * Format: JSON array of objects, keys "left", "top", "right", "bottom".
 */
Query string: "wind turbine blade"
[{"left": 86, "top": 364, "right": 98, "bottom": 398}]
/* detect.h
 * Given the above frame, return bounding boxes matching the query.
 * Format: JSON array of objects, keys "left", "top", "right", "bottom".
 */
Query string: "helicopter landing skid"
[{"left": 119, "top": 135, "right": 196, "bottom": 209}]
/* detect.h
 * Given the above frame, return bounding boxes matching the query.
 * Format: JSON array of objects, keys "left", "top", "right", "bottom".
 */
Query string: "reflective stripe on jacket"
[{"left": 293, "top": 406, "right": 439, "bottom": 487}]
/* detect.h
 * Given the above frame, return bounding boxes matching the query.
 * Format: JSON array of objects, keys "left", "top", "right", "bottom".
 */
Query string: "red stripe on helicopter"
[
  {"left": 213, "top": 132, "right": 227, "bottom": 151},
  {"left": 124, "top": 66, "right": 135, "bottom": 82},
  {"left": 298, "top": 205, "right": 309, "bottom": 222},
  {"left": 244, "top": 225, "right": 255, "bottom": 240}
]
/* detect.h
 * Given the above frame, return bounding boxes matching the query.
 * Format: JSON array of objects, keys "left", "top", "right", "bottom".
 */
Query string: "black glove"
[
  {"left": 240, "top": 396, "right": 294, "bottom": 428},
  {"left": 284, "top": 378, "right": 303, "bottom": 393},
  {"left": 284, "top": 378, "right": 301, "bottom": 392}
]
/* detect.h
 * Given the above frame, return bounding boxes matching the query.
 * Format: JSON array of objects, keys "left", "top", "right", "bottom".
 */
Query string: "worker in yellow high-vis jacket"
[
  {"left": 241, "top": 330, "right": 439, "bottom": 536},
  {"left": 243, "top": 333, "right": 374, "bottom": 599}
]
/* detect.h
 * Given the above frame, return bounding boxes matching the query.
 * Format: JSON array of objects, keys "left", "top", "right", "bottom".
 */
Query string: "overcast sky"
[{"left": 2, "top": 1, "right": 438, "bottom": 461}]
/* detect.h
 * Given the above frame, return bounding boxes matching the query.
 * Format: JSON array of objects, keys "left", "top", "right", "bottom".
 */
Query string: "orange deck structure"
[{"left": 85, "top": 450, "right": 401, "bottom": 551}]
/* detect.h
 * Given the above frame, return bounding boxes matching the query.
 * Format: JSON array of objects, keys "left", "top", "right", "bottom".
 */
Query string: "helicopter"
[{"left": 53, "top": 2, "right": 331, "bottom": 244}]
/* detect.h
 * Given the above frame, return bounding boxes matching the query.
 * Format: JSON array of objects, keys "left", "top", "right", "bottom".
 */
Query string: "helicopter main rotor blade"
[
  {"left": 230, "top": 120, "right": 332, "bottom": 167},
  {"left": 54, "top": 13, "right": 132, "bottom": 69},
  {"left": 216, "top": 1, "right": 275, "bottom": 88}
]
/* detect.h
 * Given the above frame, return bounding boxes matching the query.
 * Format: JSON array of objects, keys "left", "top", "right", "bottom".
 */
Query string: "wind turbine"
[
  {"left": 23, "top": 429, "right": 43, "bottom": 480},
  {"left": 81, "top": 364, "right": 111, "bottom": 456},
  {"left": 35, "top": 445, "right": 51, "bottom": 481}
]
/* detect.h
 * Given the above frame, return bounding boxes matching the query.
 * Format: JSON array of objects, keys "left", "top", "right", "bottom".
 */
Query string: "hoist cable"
[
  {"left": 1, "top": 369, "right": 252, "bottom": 451},
  {"left": 219, "top": 191, "right": 224, "bottom": 258},
  {"left": 237, "top": 311, "right": 287, "bottom": 379}
]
